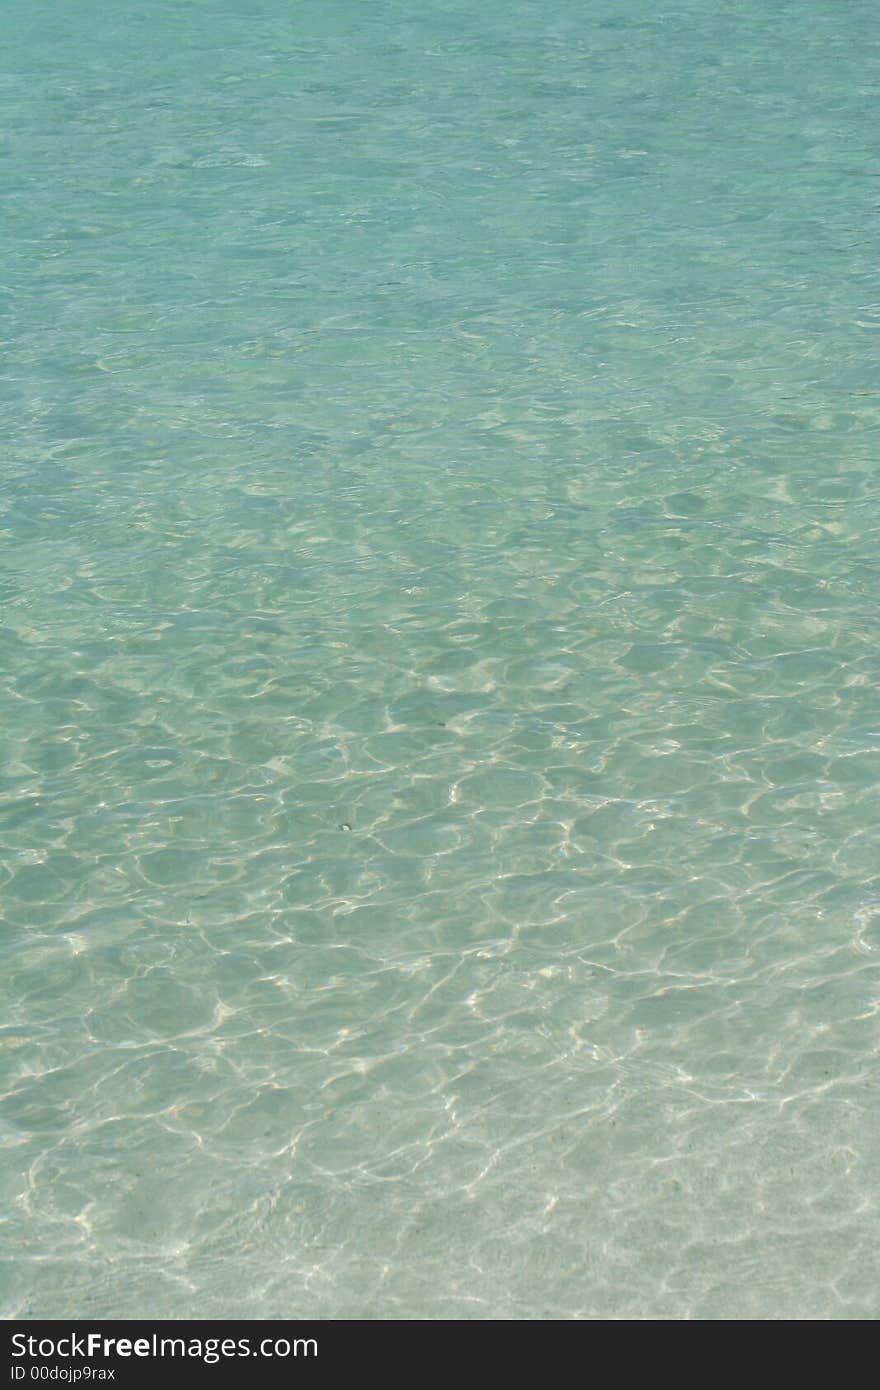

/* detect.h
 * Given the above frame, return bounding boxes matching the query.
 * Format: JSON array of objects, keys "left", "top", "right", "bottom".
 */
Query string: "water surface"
[{"left": 1, "top": 0, "right": 879, "bottom": 1319}]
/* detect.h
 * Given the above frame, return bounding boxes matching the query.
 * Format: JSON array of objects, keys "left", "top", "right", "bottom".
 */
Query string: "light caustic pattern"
[{"left": 1, "top": 0, "right": 879, "bottom": 1318}]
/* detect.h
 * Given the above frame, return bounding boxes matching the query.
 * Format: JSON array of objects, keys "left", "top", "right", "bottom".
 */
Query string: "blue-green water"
[{"left": 2, "top": 0, "right": 879, "bottom": 1320}]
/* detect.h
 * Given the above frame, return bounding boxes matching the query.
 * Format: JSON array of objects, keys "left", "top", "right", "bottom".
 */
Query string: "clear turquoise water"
[{"left": 2, "top": 0, "right": 879, "bottom": 1320}]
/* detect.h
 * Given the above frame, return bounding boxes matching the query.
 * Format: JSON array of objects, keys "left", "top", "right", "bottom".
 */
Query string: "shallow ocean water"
[{"left": 1, "top": 0, "right": 879, "bottom": 1319}]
